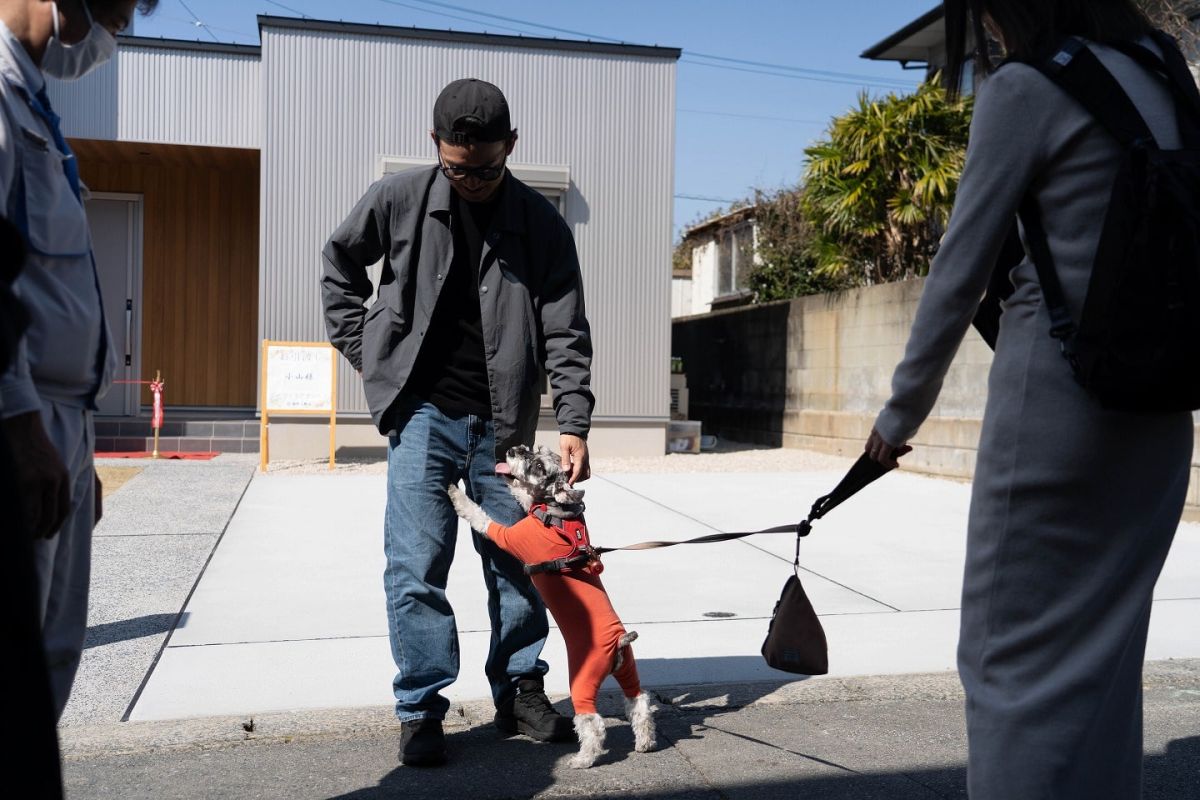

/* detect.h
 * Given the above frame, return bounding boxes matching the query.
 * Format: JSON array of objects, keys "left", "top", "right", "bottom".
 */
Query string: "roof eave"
[
  {"left": 256, "top": 14, "right": 681, "bottom": 60},
  {"left": 861, "top": 5, "right": 943, "bottom": 61},
  {"left": 116, "top": 34, "right": 261, "bottom": 57},
  {"left": 682, "top": 206, "right": 757, "bottom": 240}
]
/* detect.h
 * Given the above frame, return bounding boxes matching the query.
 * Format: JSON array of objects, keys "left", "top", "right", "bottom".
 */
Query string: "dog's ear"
[
  {"left": 552, "top": 477, "right": 584, "bottom": 506},
  {"left": 535, "top": 445, "right": 563, "bottom": 468}
]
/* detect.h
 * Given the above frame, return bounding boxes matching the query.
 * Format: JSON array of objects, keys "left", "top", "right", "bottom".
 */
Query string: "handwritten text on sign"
[{"left": 265, "top": 345, "right": 334, "bottom": 411}]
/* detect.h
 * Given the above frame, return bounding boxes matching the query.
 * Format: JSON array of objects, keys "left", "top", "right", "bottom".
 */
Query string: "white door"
[{"left": 86, "top": 195, "right": 142, "bottom": 416}]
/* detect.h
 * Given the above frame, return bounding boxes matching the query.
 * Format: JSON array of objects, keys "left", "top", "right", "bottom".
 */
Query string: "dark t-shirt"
[{"left": 405, "top": 186, "right": 500, "bottom": 419}]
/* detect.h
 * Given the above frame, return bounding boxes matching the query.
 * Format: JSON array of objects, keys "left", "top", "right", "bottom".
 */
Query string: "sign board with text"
[{"left": 260, "top": 341, "right": 337, "bottom": 470}]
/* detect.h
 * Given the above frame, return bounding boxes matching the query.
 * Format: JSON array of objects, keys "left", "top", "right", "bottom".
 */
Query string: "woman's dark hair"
[
  {"left": 88, "top": 0, "right": 161, "bottom": 16},
  {"left": 944, "top": 0, "right": 1153, "bottom": 97}
]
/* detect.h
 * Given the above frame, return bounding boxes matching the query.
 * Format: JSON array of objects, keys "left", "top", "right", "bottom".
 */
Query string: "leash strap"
[
  {"left": 592, "top": 522, "right": 799, "bottom": 555},
  {"left": 593, "top": 455, "right": 893, "bottom": 555},
  {"left": 525, "top": 552, "right": 594, "bottom": 575}
]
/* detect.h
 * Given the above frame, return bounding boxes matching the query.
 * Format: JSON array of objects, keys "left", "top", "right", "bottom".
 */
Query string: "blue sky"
[{"left": 136, "top": 0, "right": 937, "bottom": 237}]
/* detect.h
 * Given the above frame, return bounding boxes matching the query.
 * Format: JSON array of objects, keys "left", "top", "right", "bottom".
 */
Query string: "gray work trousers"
[{"left": 32, "top": 399, "right": 94, "bottom": 720}]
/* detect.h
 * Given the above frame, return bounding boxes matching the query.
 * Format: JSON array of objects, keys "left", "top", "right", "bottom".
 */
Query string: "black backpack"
[{"left": 973, "top": 32, "right": 1200, "bottom": 413}]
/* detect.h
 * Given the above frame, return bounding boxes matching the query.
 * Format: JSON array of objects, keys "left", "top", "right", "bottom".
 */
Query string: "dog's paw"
[
  {"left": 634, "top": 731, "right": 657, "bottom": 753},
  {"left": 570, "top": 713, "right": 606, "bottom": 769},
  {"left": 625, "top": 692, "right": 657, "bottom": 753}
]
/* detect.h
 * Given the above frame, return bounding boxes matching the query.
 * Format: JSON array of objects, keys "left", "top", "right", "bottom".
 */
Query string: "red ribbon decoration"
[{"left": 150, "top": 379, "right": 165, "bottom": 430}]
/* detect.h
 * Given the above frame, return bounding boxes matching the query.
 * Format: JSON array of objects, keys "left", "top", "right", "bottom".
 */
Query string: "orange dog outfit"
[{"left": 487, "top": 510, "right": 641, "bottom": 715}]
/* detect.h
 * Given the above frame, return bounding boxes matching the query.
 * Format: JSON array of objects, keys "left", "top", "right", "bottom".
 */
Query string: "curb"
[{"left": 60, "top": 659, "right": 1200, "bottom": 760}]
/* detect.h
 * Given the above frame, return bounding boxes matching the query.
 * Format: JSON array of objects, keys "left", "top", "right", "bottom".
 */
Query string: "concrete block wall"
[{"left": 672, "top": 277, "right": 1200, "bottom": 520}]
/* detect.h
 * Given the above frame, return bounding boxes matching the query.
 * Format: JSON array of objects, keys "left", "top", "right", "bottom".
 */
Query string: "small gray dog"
[{"left": 448, "top": 445, "right": 655, "bottom": 768}]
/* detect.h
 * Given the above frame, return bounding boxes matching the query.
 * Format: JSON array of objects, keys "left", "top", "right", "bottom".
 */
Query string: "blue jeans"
[{"left": 384, "top": 397, "right": 549, "bottom": 722}]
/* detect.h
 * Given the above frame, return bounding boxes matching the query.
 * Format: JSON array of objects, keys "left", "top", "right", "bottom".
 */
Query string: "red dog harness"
[
  {"left": 485, "top": 504, "right": 637, "bottom": 716},
  {"left": 523, "top": 504, "right": 602, "bottom": 576}
]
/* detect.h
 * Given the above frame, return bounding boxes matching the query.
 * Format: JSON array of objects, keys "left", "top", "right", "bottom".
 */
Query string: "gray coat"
[
  {"left": 0, "top": 22, "right": 113, "bottom": 416},
  {"left": 875, "top": 42, "right": 1194, "bottom": 799},
  {"left": 321, "top": 166, "right": 593, "bottom": 454}
]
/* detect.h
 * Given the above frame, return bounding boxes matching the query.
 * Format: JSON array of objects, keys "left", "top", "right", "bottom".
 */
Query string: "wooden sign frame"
[{"left": 260, "top": 340, "right": 337, "bottom": 471}]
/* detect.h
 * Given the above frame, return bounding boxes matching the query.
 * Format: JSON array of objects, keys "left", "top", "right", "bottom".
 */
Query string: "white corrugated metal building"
[{"left": 48, "top": 15, "right": 679, "bottom": 457}]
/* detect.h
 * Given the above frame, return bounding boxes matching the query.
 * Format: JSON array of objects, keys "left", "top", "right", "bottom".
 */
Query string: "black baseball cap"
[{"left": 433, "top": 78, "right": 513, "bottom": 144}]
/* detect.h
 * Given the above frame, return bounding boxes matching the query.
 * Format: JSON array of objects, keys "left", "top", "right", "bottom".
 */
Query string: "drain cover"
[{"left": 702, "top": 611, "right": 736, "bottom": 618}]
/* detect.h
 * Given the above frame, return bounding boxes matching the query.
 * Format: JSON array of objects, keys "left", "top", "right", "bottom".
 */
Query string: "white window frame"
[
  {"left": 715, "top": 221, "right": 756, "bottom": 298},
  {"left": 377, "top": 155, "right": 570, "bottom": 215}
]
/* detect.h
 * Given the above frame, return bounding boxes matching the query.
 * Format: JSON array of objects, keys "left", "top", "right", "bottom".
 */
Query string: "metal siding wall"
[
  {"left": 260, "top": 28, "right": 674, "bottom": 421},
  {"left": 46, "top": 58, "right": 119, "bottom": 139},
  {"left": 49, "top": 47, "right": 260, "bottom": 148}
]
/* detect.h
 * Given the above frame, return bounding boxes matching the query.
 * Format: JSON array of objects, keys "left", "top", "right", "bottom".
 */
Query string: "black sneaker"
[
  {"left": 494, "top": 679, "right": 575, "bottom": 742},
  {"left": 399, "top": 718, "right": 446, "bottom": 767}
]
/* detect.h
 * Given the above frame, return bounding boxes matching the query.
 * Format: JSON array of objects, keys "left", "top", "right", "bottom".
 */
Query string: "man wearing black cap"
[{"left": 322, "top": 78, "right": 593, "bottom": 766}]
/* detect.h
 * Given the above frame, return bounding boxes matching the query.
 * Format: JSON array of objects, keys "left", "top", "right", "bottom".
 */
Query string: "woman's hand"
[{"left": 864, "top": 427, "right": 913, "bottom": 470}]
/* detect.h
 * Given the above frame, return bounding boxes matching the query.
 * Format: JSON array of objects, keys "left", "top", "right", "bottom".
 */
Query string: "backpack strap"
[
  {"left": 1016, "top": 36, "right": 1171, "bottom": 356},
  {"left": 1108, "top": 33, "right": 1200, "bottom": 148},
  {"left": 972, "top": 222, "right": 1025, "bottom": 350},
  {"left": 1034, "top": 37, "right": 1158, "bottom": 149},
  {"left": 1149, "top": 30, "right": 1200, "bottom": 120},
  {"left": 1018, "top": 195, "right": 1078, "bottom": 351}
]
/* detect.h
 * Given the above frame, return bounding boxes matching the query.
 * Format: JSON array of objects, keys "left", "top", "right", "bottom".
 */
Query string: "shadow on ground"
[
  {"left": 325, "top": 733, "right": 1199, "bottom": 800},
  {"left": 324, "top": 715, "right": 708, "bottom": 800},
  {"left": 85, "top": 613, "right": 181, "bottom": 648},
  {"left": 639, "top": 656, "right": 806, "bottom": 703}
]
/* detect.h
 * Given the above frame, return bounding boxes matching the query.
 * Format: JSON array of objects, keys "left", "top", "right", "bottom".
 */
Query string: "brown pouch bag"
[{"left": 761, "top": 571, "right": 828, "bottom": 675}]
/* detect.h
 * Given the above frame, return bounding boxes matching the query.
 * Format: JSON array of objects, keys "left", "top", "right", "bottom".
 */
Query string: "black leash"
[{"left": 592, "top": 455, "right": 893, "bottom": 559}]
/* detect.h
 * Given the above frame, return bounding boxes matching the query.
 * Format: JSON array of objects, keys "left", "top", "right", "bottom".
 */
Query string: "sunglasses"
[{"left": 437, "top": 154, "right": 507, "bottom": 183}]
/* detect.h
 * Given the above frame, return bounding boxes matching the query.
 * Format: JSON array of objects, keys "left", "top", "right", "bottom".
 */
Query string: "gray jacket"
[
  {"left": 321, "top": 166, "right": 593, "bottom": 454},
  {"left": 0, "top": 21, "right": 113, "bottom": 417}
]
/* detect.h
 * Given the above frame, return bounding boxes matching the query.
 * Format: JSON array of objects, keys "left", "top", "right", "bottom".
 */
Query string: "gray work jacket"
[
  {"left": 321, "top": 166, "right": 593, "bottom": 455},
  {"left": 0, "top": 22, "right": 113, "bottom": 417}
]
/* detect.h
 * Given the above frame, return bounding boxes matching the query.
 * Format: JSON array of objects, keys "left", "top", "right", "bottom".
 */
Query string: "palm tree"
[{"left": 802, "top": 79, "right": 973, "bottom": 284}]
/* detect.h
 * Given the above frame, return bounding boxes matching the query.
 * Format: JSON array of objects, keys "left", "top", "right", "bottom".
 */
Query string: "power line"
[
  {"left": 177, "top": 0, "right": 219, "bottom": 42},
  {"left": 395, "top": 0, "right": 627, "bottom": 43},
  {"left": 684, "top": 51, "right": 918, "bottom": 88},
  {"left": 680, "top": 57, "right": 913, "bottom": 89},
  {"left": 263, "top": 0, "right": 310, "bottom": 19},
  {"left": 162, "top": 14, "right": 257, "bottom": 40},
  {"left": 373, "top": 0, "right": 531, "bottom": 36},
  {"left": 391, "top": 0, "right": 917, "bottom": 89},
  {"left": 675, "top": 194, "right": 742, "bottom": 204}
]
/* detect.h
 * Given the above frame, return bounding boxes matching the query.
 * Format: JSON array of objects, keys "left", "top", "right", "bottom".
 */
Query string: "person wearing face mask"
[{"left": 0, "top": 0, "right": 158, "bottom": 720}]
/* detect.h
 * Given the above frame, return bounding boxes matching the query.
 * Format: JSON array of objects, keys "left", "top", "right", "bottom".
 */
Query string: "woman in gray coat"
[{"left": 864, "top": 1, "right": 1195, "bottom": 798}]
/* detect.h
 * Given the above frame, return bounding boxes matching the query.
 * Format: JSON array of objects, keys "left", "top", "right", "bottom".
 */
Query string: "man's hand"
[
  {"left": 95, "top": 471, "right": 103, "bottom": 524},
  {"left": 560, "top": 434, "right": 590, "bottom": 485},
  {"left": 864, "top": 427, "right": 913, "bottom": 470},
  {"left": 2, "top": 411, "right": 70, "bottom": 539}
]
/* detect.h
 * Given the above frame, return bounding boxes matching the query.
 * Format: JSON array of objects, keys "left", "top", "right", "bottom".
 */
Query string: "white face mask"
[{"left": 42, "top": 1, "right": 117, "bottom": 80}]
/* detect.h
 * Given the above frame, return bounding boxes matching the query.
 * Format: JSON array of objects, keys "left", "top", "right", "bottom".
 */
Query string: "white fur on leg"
[
  {"left": 624, "top": 692, "right": 657, "bottom": 753},
  {"left": 568, "top": 713, "right": 606, "bottom": 769},
  {"left": 447, "top": 485, "right": 494, "bottom": 534}
]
